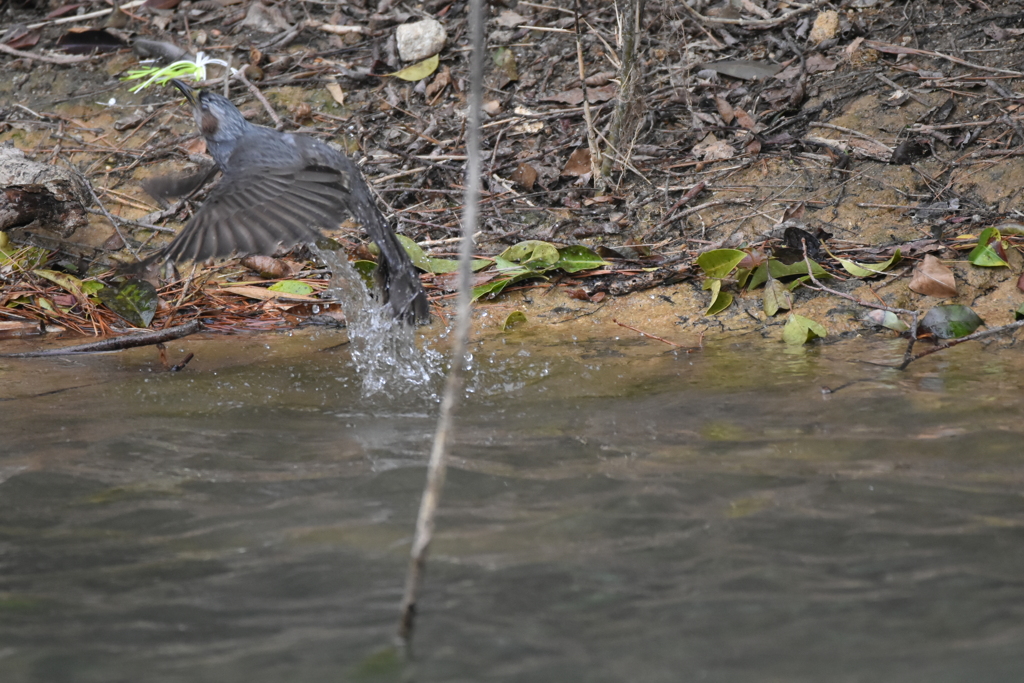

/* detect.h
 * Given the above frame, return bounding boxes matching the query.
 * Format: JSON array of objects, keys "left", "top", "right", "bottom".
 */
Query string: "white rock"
[{"left": 396, "top": 19, "right": 446, "bottom": 63}]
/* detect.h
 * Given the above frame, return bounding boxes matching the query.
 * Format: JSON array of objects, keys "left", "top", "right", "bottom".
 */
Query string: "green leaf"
[
  {"left": 762, "top": 278, "right": 792, "bottom": 316},
  {"left": 697, "top": 249, "right": 747, "bottom": 279},
  {"left": 705, "top": 279, "right": 733, "bottom": 315},
  {"left": 499, "top": 240, "right": 560, "bottom": 271},
  {"left": 268, "top": 280, "right": 314, "bottom": 296},
  {"left": 388, "top": 54, "right": 439, "bottom": 82},
  {"left": 0, "top": 243, "right": 48, "bottom": 270},
  {"left": 492, "top": 255, "right": 531, "bottom": 277},
  {"left": 492, "top": 47, "right": 518, "bottom": 81},
  {"left": 98, "top": 279, "right": 159, "bottom": 328},
  {"left": 352, "top": 259, "right": 377, "bottom": 288},
  {"left": 395, "top": 234, "right": 431, "bottom": 271},
  {"left": 746, "top": 264, "right": 768, "bottom": 290},
  {"left": 502, "top": 311, "right": 527, "bottom": 330},
  {"left": 81, "top": 280, "right": 105, "bottom": 296},
  {"left": 33, "top": 269, "right": 85, "bottom": 303},
  {"left": 833, "top": 248, "right": 902, "bottom": 278},
  {"left": 786, "top": 275, "right": 812, "bottom": 291},
  {"left": 395, "top": 235, "right": 488, "bottom": 274},
  {"left": 770, "top": 258, "right": 828, "bottom": 278},
  {"left": 735, "top": 267, "right": 754, "bottom": 289},
  {"left": 967, "top": 227, "right": 1010, "bottom": 267},
  {"left": 472, "top": 278, "right": 512, "bottom": 300},
  {"left": 748, "top": 258, "right": 827, "bottom": 290},
  {"left": 554, "top": 245, "right": 607, "bottom": 273},
  {"left": 998, "top": 222, "right": 1024, "bottom": 236},
  {"left": 425, "top": 258, "right": 492, "bottom": 274},
  {"left": 1016, "top": 303, "right": 1024, "bottom": 321},
  {"left": 920, "top": 304, "right": 983, "bottom": 339},
  {"left": 782, "top": 314, "right": 827, "bottom": 345}
]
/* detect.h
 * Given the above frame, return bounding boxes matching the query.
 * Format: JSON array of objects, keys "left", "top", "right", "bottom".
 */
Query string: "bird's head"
[{"left": 170, "top": 79, "right": 249, "bottom": 148}]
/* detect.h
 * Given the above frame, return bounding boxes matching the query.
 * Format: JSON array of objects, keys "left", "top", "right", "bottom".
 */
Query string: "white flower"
[{"left": 193, "top": 51, "right": 229, "bottom": 81}]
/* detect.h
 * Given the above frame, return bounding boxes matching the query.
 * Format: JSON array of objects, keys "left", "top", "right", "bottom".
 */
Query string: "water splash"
[{"left": 314, "top": 247, "right": 442, "bottom": 398}]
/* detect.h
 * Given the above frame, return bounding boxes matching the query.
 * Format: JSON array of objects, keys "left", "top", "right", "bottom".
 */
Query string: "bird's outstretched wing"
[
  {"left": 160, "top": 139, "right": 430, "bottom": 324},
  {"left": 161, "top": 163, "right": 350, "bottom": 262}
]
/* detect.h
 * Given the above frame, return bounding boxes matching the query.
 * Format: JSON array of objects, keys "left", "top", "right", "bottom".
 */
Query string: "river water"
[{"left": 2, "top": 328, "right": 1023, "bottom": 682}]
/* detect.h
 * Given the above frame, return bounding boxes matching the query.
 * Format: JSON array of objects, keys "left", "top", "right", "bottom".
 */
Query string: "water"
[
  {"left": 2, "top": 331, "right": 1024, "bottom": 681},
  {"left": 313, "top": 246, "right": 442, "bottom": 398}
]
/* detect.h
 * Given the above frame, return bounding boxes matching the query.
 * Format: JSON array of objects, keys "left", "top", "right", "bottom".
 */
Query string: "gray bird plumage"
[{"left": 154, "top": 79, "right": 429, "bottom": 325}]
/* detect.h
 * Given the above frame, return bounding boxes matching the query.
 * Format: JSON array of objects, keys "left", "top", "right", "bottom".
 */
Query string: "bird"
[{"left": 148, "top": 78, "right": 429, "bottom": 324}]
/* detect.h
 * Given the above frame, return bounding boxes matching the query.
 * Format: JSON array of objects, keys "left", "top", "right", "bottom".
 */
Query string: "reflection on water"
[{"left": 2, "top": 331, "right": 1024, "bottom": 682}]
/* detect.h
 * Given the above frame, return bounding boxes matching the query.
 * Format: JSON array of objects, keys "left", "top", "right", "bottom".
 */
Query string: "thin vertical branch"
[
  {"left": 601, "top": 0, "right": 644, "bottom": 179},
  {"left": 574, "top": 0, "right": 604, "bottom": 190},
  {"left": 235, "top": 65, "right": 284, "bottom": 130},
  {"left": 397, "top": 0, "right": 484, "bottom": 646}
]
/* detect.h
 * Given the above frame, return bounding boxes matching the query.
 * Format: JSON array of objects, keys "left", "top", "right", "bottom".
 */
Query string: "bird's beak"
[{"left": 170, "top": 79, "right": 198, "bottom": 107}]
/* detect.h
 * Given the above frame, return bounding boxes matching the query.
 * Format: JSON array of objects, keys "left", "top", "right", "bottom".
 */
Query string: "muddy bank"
[{"left": 2, "top": 0, "right": 1024, "bottom": 351}]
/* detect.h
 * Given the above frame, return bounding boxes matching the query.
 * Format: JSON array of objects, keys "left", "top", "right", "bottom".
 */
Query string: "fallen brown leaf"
[
  {"left": 510, "top": 163, "right": 538, "bottom": 190},
  {"left": 805, "top": 53, "right": 837, "bottom": 73},
  {"left": 183, "top": 137, "right": 207, "bottom": 155},
  {"left": 909, "top": 254, "right": 957, "bottom": 297},
  {"left": 714, "top": 96, "right": 734, "bottom": 124},
  {"left": 541, "top": 88, "right": 585, "bottom": 106},
  {"left": 562, "top": 148, "right": 592, "bottom": 176},
  {"left": 584, "top": 71, "right": 615, "bottom": 86},
  {"left": 240, "top": 255, "right": 301, "bottom": 279},
  {"left": 325, "top": 79, "right": 345, "bottom": 106},
  {"left": 692, "top": 135, "right": 735, "bottom": 161},
  {"left": 143, "top": 0, "right": 182, "bottom": 10},
  {"left": 566, "top": 288, "right": 590, "bottom": 301},
  {"left": 586, "top": 84, "right": 618, "bottom": 103},
  {"left": 425, "top": 66, "right": 451, "bottom": 99},
  {"left": 3, "top": 27, "right": 40, "bottom": 49}
]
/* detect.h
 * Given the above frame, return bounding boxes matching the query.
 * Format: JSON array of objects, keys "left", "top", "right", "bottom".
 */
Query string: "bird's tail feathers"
[{"left": 356, "top": 206, "right": 430, "bottom": 325}]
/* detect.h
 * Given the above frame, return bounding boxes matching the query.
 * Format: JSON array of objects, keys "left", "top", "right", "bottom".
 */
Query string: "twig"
[
  {"left": 236, "top": 66, "right": 284, "bottom": 130},
  {"left": 0, "top": 321, "right": 203, "bottom": 358},
  {"left": 648, "top": 181, "right": 706, "bottom": 235},
  {"left": 799, "top": 239, "right": 924, "bottom": 365},
  {"left": 85, "top": 208, "right": 176, "bottom": 233},
  {"left": 601, "top": 0, "right": 643, "bottom": 179},
  {"left": 574, "top": 0, "right": 604, "bottom": 190},
  {"left": 170, "top": 352, "right": 195, "bottom": 372},
  {"left": 874, "top": 72, "right": 929, "bottom": 107},
  {"left": 809, "top": 122, "right": 895, "bottom": 151},
  {"left": 681, "top": 0, "right": 824, "bottom": 28},
  {"left": 0, "top": 42, "right": 98, "bottom": 65},
  {"left": 613, "top": 318, "right": 701, "bottom": 351},
  {"left": 308, "top": 21, "right": 370, "bottom": 35},
  {"left": 865, "top": 40, "right": 1024, "bottom": 78},
  {"left": 397, "top": 0, "right": 484, "bottom": 648},
  {"left": 63, "top": 158, "right": 140, "bottom": 258},
  {"left": 897, "top": 320, "right": 1024, "bottom": 369},
  {"left": 25, "top": 0, "right": 145, "bottom": 29},
  {"left": 906, "top": 115, "right": 1020, "bottom": 132}
]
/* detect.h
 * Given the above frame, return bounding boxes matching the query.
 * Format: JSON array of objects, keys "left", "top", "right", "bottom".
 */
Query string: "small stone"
[
  {"left": 396, "top": 19, "right": 446, "bottom": 63},
  {"left": 809, "top": 10, "right": 840, "bottom": 44},
  {"left": 482, "top": 99, "right": 501, "bottom": 116}
]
